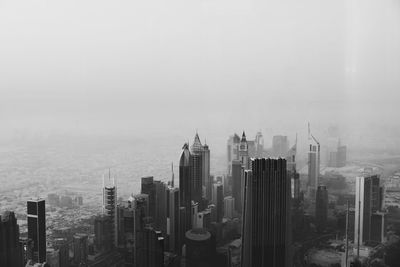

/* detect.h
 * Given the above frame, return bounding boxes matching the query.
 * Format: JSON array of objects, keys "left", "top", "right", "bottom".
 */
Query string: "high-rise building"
[
  {"left": 185, "top": 228, "right": 215, "bottom": 267},
  {"left": 94, "top": 215, "right": 112, "bottom": 252},
  {"left": 141, "top": 176, "right": 156, "bottom": 221},
  {"left": 272, "top": 135, "right": 289, "bottom": 157},
  {"left": 202, "top": 143, "right": 212, "bottom": 202},
  {"left": 231, "top": 160, "right": 243, "bottom": 213},
  {"left": 166, "top": 186, "right": 179, "bottom": 253},
  {"left": 180, "top": 143, "right": 193, "bottom": 231},
  {"left": 133, "top": 194, "right": 149, "bottom": 267},
  {"left": 103, "top": 174, "right": 117, "bottom": 247},
  {"left": 308, "top": 144, "right": 319, "bottom": 190},
  {"left": 154, "top": 180, "right": 167, "bottom": 233},
  {"left": 224, "top": 196, "right": 235, "bottom": 219},
  {"left": 286, "top": 141, "right": 300, "bottom": 200},
  {"left": 139, "top": 227, "right": 164, "bottom": 267},
  {"left": 355, "top": 175, "right": 383, "bottom": 248},
  {"left": 27, "top": 199, "right": 46, "bottom": 263},
  {"left": 116, "top": 201, "right": 135, "bottom": 266},
  {"left": 241, "top": 158, "right": 291, "bottom": 267},
  {"left": 73, "top": 233, "right": 88, "bottom": 265},
  {"left": 337, "top": 144, "right": 347, "bottom": 168},
  {"left": 191, "top": 133, "right": 203, "bottom": 205},
  {"left": 239, "top": 131, "right": 249, "bottom": 169},
  {"left": 315, "top": 185, "right": 328, "bottom": 232},
  {"left": 255, "top": 131, "right": 264, "bottom": 158},
  {"left": 212, "top": 182, "right": 224, "bottom": 223},
  {"left": 227, "top": 133, "right": 241, "bottom": 175},
  {"left": 0, "top": 211, "right": 21, "bottom": 267}
]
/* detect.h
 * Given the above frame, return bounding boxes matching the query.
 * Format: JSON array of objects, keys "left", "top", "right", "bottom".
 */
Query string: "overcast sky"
[{"left": 0, "top": 0, "right": 399, "bottom": 147}]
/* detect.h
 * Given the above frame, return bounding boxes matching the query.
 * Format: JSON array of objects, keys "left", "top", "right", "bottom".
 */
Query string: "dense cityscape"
[{"left": 1, "top": 127, "right": 400, "bottom": 267}]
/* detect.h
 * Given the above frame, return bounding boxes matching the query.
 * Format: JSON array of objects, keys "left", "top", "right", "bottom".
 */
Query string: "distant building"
[
  {"left": 328, "top": 140, "right": 347, "bottom": 168},
  {"left": 47, "top": 193, "right": 60, "bottom": 207},
  {"left": 141, "top": 176, "right": 156, "bottom": 221},
  {"left": 227, "top": 133, "right": 241, "bottom": 175},
  {"left": 191, "top": 133, "right": 204, "bottom": 205},
  {"left": 231, "top": 160, "right": 243, "bottom": 214},
  {"left": 224, "top": 196, "right": 235, "bottom": 219},
  {"left": 272, "top": 135, "right": 289, "bottom": 157},
  {"left": 27, "top": 199, "right": 46, "bottom": 263},
  {"left": 315, "top": 185, "right": 328, "bottom": 232},
  {"left": 0, "top": 211, "right": 21, "bottom": 267},
  {"left": 212, "top": 183, "right": 224, "bottom": 223},
  {"left": 239, "top": 131, "right": 249, "bottom": 169},
  {"left": 241, "top": 158, "right": 291, "bottom": 267},
  {"left": 132, "top": 194, "right": 149, "bottom": 267},
  {"left": 180, "top": 143, "right": 193, "bottom": 231},
  {"left": 254, "top": 131, "right": 264, "bottom": 158},
  {"left": 154, "top": 180, "right": 167, "bottom": 234},
  {"left": 308, "top": 144, "right": 320, "bottom": 191}
]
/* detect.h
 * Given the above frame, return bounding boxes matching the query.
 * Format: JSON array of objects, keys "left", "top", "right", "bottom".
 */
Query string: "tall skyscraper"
[
  {"left": 0, "top": 211, "right": 21, "bottom": 267},
  {"left": 154, "top": 180, "right": 167, "bottom": 233},
  {"left": 211, "top": 182, "right": 223, "bottom": 223},
  {"left": 355, "top": 175, "right": 382, "bottom": 248},
  {"left": 202, "top": 142, "right": 211, "bottom": 201},
  {"left": 180, "top": 143, "right": 193, "bottom": 231},
  {"left": 27, "top": 199, "right": 46, "bottom": 263},
  {"left": 241, "top": 158, "right": 291, "bottom": 267},
  {"left": 73, "top": 233, "right": 88, "bottom": 265},
  {"left": 166, "top": 186, "right": 180, "bottom": 253},
  {"left": 272, "top": 135, "right": 289, "bottom": 157},
  {"left": 227, "top": 133, "right": 241, "bottom": 175},
  {"left": 315, "top": 185, "right": 328, "bottom": 232},
  {"left": 286, "top": 139, "right": 300, "bottom": 200},
  {"left": 308, "top": 145, "right": 319, "bottom": 190},
  {"left": 133, "top": 194, "right": 149, "bottom": 267},
  {"left": 139, "top": 227, "right": 164, "bottom": 267},
  {"left": 224, "top": 196, "right": 235, "bottom": 219},
  {"left": 141, "top": 176, "right": 156, "bottom": 221},
  {"left": 103, "top": 173, "right": 117, "bottom": 247},
  {"left": 231, "top": 160, "right": 243, "bottom": 214},
  {"left": 94, "top": 215, "right": 112, "bottom": 252},
  {"left": 255, "top": 131, "right": 264, "bottom": 158},
  {"left": 117, "top": 201, "right": 135, "bottom": 266},
  {"left": 239, "top": 131, "right": 249, "bottom": 169},
  {"left": 191, "top": 133, "right": 203, "bottom": 205}
]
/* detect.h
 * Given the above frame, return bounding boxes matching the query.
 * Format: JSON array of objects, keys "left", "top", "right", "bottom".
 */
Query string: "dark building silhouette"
[
  {"left": 166, "top": 186, "right": 180, "bottom": 253},
  {"left": 27, "top": 199, "right": 46, "bottom": 263},
  {"left": 94, "top": 215, "right": 112, "bottom": 252},
  {"left": 315, "top": 185, "right": 328, "bottom": 232},
  {"left": 0, "top": 211, "right": 21, "bottom": 267},
  {"left": 103, "top": 176, "right": 117, "bottom": 247},
  {"left": 180, "top": 143, "right": 193, "bottom": 231},
  {"left": 212, "top": 183, "right": 224, "bottom": 223},
  {"left": 227, "top": 133, "right": 241, "bottom": 175},
  {"left": 241, "top": 158, "right": 291, "bottom": 267},
  {"left": 141, "top": 176, "right": 156, "bottom": 221},
  {"left": 154, "top": 180, "right": 167, "bottom": 234},
  {"left": 73, "top": 233, "right": 88, "bottom": 265},
  {"left": 139, "top": 227, "right": 164, "bottom": 267},
  {"left": 202, "top": 143, "right": 211, "bottom": 202},
  {"left": 231, "top": 160, "right": 243, "bottom": 214},
  {"left": 185, "top": 228, "right": 215, "bottom": 267},
  {"left": 133, "top": 194, "right": 149, "bottom": 267},
  {"left": 116, "top": 201, "right": 134, "bottom": 265}
]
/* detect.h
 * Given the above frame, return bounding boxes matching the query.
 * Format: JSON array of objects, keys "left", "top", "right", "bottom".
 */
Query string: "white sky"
[{"left": 0, "top": 0, "right": 399, "bottom": 146}]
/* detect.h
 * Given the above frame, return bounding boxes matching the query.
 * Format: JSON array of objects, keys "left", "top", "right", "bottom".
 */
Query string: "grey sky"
[{"left": 0, "top": 0, "right": 399, "bottom": 148}]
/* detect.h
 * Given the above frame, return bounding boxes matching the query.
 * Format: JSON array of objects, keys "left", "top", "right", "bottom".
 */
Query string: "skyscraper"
[
  {"left": 191, "top": 133, "right": 204, "bottom": 205},
  {"left": 272, "top": 135, "right": 289, "bottom": 157},
  {"left": 140, "top": 227, "right": 164, "bottom": 267},
  {"left": 355, "top": 175, "right": 382, "bottom": 248},
  {"left": 166, "top": 186, "right": 180, "bottom": 253},
  {"left": 308, "top": 144, "right": 319, "bottom": 190},
  {"left": 154, "top": 180, "right": 168, "bottom": 234},
  {"left": 239, "top": 131, "right": 249, "bottom": 169},
  {"left": 179, "top": 143, "right": 193, "bottom": 230},
  {"left": 255, "top": 131, "right": 264, "bottom": 158},
  {"left": 315, "top": 185, "right": 328, "bottom": 232},
  {"left": 202, "top": 142, "right": 212, "bottom": 201},
  {"left": 94, "top": 215, "right": 112, "bottom": 252},
  {"left": 73, "top": 233, "right": 88, "bottom": 265},
  {"left": 227, "top": 133, "right": 241, "bottom": 175},
  {"left": 27, "top": 199, "right": 46, "bottom": 263},
  {"left": 133, "top": 194, "right": 149, "bottom": 267},
  {"left": 224, "top": 196, "right": 235, "bottom": 219},
  {"left": 241, "top": 158, "right": 291, "bottom": 267},
  {"left": 116, "top": 201, "right": 135, "bottom": 266},
  {"left": 103, "top": 173, "right": 117, "bottom": 247},
  {"left": 0, "top": 211, "right": 21, "bottom": 267},
  {"left": 141, "top": 176, "right": 156, "bottom": 221},
  {"left": 231, "top": 160, "right": 243, "bottom": 214}
]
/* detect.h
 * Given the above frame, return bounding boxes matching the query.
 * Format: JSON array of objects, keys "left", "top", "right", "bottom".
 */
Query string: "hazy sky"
[{"left": 1, "top": 0, "right": 399, "bottom": 145}]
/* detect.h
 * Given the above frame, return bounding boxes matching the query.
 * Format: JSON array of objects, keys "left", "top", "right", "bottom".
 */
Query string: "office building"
[
  {"left": 239, "top": 131, "right": 249, "bottom": 169},
  {"left": 355, "top": 175, "right": 383, "bottom": 248},
  {"left": 212, "top": 182, "right": 224, "bottom": 223},
  {"left": 141, "top": 176, "right": 156, "bottom": 221},
  {"left": 154, "top": 180, "right": 167, "bottom": 233},
  {"left": 255, "top": 131, "right": 264, "bottom": 158},
  {"left": 116, "top": 201, "right": 135, "bottom": 266},
  {"left": 231, "top": 160, "right": 243, "bottom": 214},
  {"left": 224, "top": 196, "right": 235, "bottom": 219},
  {"left": 94, "top": 215, "right": 112, "bottom": 252},
  {"left": 315, "top": 185, "right": 328, "bottom": 232},
  {"left": 191, "top": 133, "right": 204, "bottom": 205},
  {"left": 227, "top": 133, "right": 241, "bottom": 175},
  {"left": 103, "top": 174, "right": 117, "bottom": 247},
  {"left": 27, "top": 199, "right": 46, "bottom": 263},
  {"left": 0, "top": 211, "right": 21, "bottom": 267},
  {"left": 73, "top": 233, "right": 88, "bottom": 265},
  {"left": 137, "top": 227, "right": 164, "bottom": 267},
  {"left": 180, "top": 143, "right": 193, "bottom": 230},
  {"left": 185, "top": 228, "right": 215, "bottom": 267},
  {"left": 241, "top": 158, "right": 291, "bottom": 267},
  {"left": 202, "top": 142, "right": 212, "bottom": 202},
  {"left": 166, "top": 186, "right": 180, "bottom": 253},
  {"left": 308, "top": 144, "right": 319, "bottom": 190},
  {"left": 133, "top": 194, "right": 149, "bottom": 267},
  {"left": 272, "top": 135, "right": 289, "bottom": 157}
]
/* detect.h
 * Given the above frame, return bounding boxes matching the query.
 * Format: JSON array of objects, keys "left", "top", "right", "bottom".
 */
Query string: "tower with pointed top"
[
  {"left": 239, "top": 131, "right": 249, "bottom": 169},
  {"left": 190, "top": 133, "right": 204, "bottom": 205},
  {"left": 179, "top": 143, "right": 193, "bottom": 231}
]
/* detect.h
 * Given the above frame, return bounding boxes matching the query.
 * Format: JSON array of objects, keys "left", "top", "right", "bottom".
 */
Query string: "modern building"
[
  {"left": 180, "top": 143, "right": 193, "bottom": 231},
  {"left": 132, "top": 194, "right": 149, "bottom": 267},
  {"left": 191, "top": 133, "right": 204, "bottom": 205},
  {"left": 141, "top": 176, "right": 156, "bottom": 221},
  {"left": 239, "top": 131, "right": 249, "bottom": 169},
  {"left": 272, "top": 135, "right": 289, "bottom": 157},
  {"left": 241, "top": 158, "right": 291, "bottom": 267},
  {"left": 202, "top": 143, "right": 212, "bottom": 202},
  {"left": 166, "top": 186, "right": 180, "bottom": 253},
  {"left": 212, "top": 182, "right": 224, "bottom": 223},
  {"left": 254, "top": 131, "right": 264, "bottom": 158},
  {"left": 103, "top": 174, "right": 117, "bottom": 247},
  {"left": 231, "top": 160, "right": 243, "bottom": 214},
  {"left": 286, "top": 141, "right": 300, "bottom": 200},
  {"left": 94, "top": 215, "right": 112, "bottom": 252},
  {"left": 308, "top": 144, "right": 320, "bottom": 191},
  {"left": 185, "top": 228, "right": 215, "bottom": 267},
  {"left": 27, "top": 199, "right": 46, "bottom": 263},
  {"left": 137, "top": 227, "right": 164, "bottom": 267},
  {"left": 116, "top": 201, "right": 134, "bottom": 266},
  {"left": 355, "top": 175, "right": 384, "bottom": 249},
  {"left": 227, "top": 133, "right": 241, "bottom": 175},
  {"left": 73, "top": 233, "right": 88, "bottom": 265},
  {"left": 154, "top": 180, "right": 167, "bottom": 233},
  {"left": 224, "top": 196, "right": 235, "bottom": 219},
  {"left": 0, "top": 211, "right": 21, "bottom": 267},
  {"left": 315, "top": 185, "right": 328, "bottom": 232}
]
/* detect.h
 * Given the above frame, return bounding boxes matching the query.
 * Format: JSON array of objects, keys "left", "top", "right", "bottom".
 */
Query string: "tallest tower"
[{"left": 190, "top": 133, "right": 203, "bottom": 205}]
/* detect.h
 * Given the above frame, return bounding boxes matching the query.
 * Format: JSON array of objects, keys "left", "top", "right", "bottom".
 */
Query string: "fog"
[{"left": 1, "top": 0, "right": 399, "bottom": 153}]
